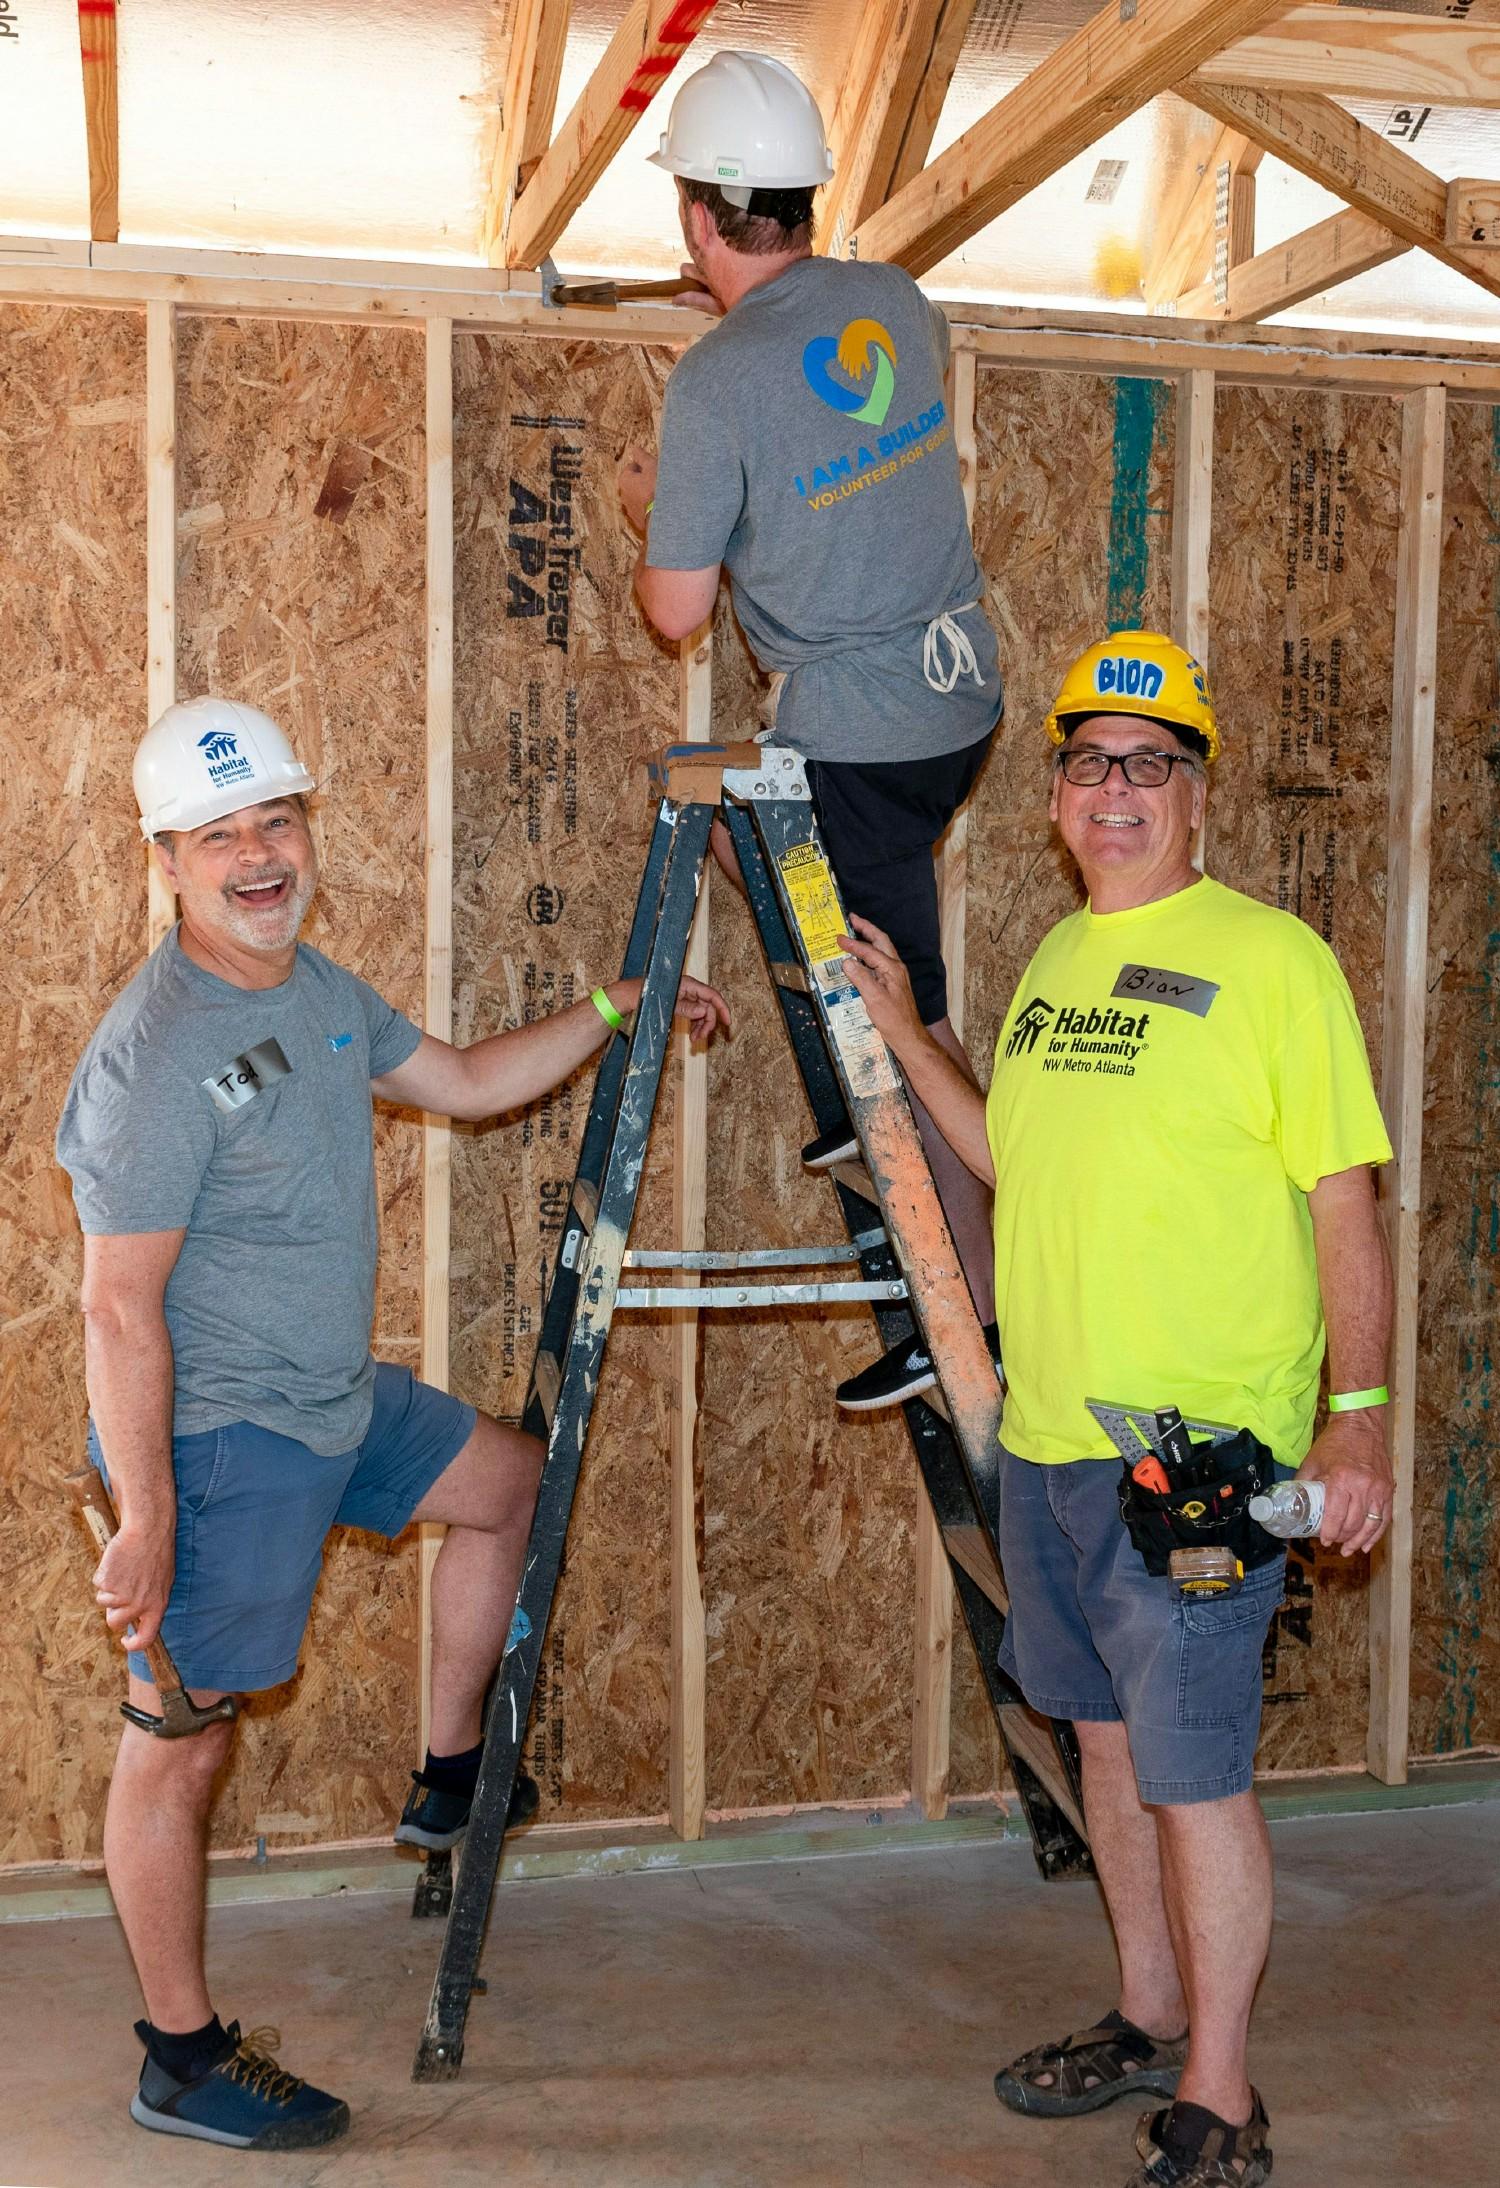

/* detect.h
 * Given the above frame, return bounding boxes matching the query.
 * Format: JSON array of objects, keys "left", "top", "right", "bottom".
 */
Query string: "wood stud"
[
  {"left": 418, "top": 317, "right": 456, "bottom": 1762},
  {"left": 1368, "top": 384, "right": 1445, "bottom": 1786}
]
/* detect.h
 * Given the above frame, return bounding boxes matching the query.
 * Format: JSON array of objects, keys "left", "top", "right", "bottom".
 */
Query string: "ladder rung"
[
  {"left": 573, "top": 1179, "right": 599, "bottom": 1230},
  {"left": 615, "top": 1278, "right": 906, "bottom": 1311},
  {"left": 828, "top": 1156, "right": 877, "bottom": 1201},
  {"left": 998, "top": 1703, "right": 1089, "bottom": 1841},
  {"left": 533, "top": 1351, "right": 561, "bottom": 1429},
  {"left": 769, "top": 961, "right": 809, "bottom": 993},
  {"left": 623, "top": 1245, "right": 862, "bottom": 1271},
  {"left": 942, "top": 1523, "right": 1007, "bottom": 1613}
]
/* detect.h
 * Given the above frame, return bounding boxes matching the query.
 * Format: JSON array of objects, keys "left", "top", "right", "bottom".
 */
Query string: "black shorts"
[{"left": 807, "top": 725, "right": 995, "bottom": 1024}]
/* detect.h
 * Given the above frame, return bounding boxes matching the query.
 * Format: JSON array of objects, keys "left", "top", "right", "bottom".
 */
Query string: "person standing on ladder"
[
  {"left": 838, "top": 632, "right": 1396, "bottom": 2188},
  {"left": 56, "top": 700, "right": 728, "bottom": 2153},
  {"left": 616, "top": 50, "right": 1003, "bottom": 1412}
]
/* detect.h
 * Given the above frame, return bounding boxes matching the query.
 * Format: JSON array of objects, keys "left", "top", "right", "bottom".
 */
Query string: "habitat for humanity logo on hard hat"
[
  {"left": 802, "top": 319, "right": 898, "bottom": 429},
  {"left": 197, "top": 728, "right": 255, "bottom": 790}
]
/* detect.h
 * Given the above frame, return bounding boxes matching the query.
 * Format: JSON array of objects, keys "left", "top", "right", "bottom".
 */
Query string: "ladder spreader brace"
[{"left": 410, "top": 742, "right": 1091, "bottom": 2082}]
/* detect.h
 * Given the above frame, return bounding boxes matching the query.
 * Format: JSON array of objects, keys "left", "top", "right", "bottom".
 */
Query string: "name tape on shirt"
[
  {"left": 202, "top": 1037, "right": 293, "bottom": 1115},
  {"left": 1110, "top": 964, "right": 1220, "bottom": 1017}
]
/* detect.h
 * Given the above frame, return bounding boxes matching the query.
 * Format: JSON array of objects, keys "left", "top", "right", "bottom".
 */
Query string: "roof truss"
[
  {"left": 482, "top": 0, "right": 573, "bottom": 267},
  {"left": 820, "top": 0, "right": 978, "bottom": 259},
  {"left": 505, "top": 0, "right": 718, "bottom": 271},
  {"left": 1175, "top": 206, "right": 1403, "bottom": 322},
  {"left": 848, "top": 0, "right": 1288, "bottom": 275},
  {"left": 1188, "top": 80, "right": 1500, "bottom": 304},
  {"left": 1197, "top": 5, "right": 1500, "bottom": 109},
  {"left": 75, "top": 0, "right": 119, "bottom": 243}
]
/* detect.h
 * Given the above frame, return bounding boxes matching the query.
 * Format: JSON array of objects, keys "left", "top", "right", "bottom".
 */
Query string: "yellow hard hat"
[{"left": 1044, "top": 631, "right": 1220, "bottom": 763}]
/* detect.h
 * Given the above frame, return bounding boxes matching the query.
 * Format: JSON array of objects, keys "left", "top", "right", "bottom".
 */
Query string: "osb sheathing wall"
[{"left": 4, "top": 301, "right": 1495, "bottom": 1870}]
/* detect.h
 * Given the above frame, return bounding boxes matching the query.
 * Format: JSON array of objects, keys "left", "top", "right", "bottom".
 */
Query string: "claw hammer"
[{"left": 66, "top": 1470, "right": 240, "bottom": 1739}]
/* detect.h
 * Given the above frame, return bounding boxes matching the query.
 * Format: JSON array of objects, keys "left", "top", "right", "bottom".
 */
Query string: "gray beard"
[{"left": 216, "top": 868, "right": 317, "bottom": 951}]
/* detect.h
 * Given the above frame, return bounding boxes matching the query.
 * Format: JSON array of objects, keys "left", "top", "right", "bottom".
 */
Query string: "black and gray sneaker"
[
  {"left": 836, "top": 1336, "right": 937, "bottom": 1411},
  {"left": 802, "top": 1121, "right": 859, "bottom": 1170},
  {"left": 836, "top": 1321, "right": 1002, "bottom": 1414},
  {"left": 130, "top": 2021, "right": 350, "bottom": 2150},
  {"left": 394, "top": 1768, "right": 541, "bottom": 1851}
]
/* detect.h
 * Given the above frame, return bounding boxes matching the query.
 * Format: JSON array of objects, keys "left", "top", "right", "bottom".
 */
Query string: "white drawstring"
[{"left": 923, "top": 600, "right": 984, "bottom": 695}]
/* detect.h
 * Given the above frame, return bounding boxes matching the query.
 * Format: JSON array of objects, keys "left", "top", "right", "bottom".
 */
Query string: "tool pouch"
[{"left": 1118, "top": 1429, "right": 1281, "bottom": 1578}]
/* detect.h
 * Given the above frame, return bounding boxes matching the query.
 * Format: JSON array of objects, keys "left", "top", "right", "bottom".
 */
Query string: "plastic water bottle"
[{"left": 1249, "top": 1479, "right": 1325, "bottom": 1538}]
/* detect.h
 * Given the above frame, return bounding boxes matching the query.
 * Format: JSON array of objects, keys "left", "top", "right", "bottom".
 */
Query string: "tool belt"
[{"left": 1117, "top": 1428, "right": 1282, "bottom": 1579}]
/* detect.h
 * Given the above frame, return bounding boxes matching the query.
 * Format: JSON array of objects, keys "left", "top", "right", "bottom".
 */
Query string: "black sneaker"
[
  {"left": 836, "top": 1336, "right": 936, "bottom": 1411},
  {"left": 394, "top": 1768, "right": 541, "bottom": 1851},
  {"left": 802, "top": 1121, "right": 858, "bottom": 1170},
  {"left": 130, "top": 2021, "right": 350, "bottom": 2150}
]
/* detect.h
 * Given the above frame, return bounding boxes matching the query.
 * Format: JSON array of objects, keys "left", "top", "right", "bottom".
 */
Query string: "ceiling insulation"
[{"left": 1, "top": 0, "right": 1498, "bottom": 335}]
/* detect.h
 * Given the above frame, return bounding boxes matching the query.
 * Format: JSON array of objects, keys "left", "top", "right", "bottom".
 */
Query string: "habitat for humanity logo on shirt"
[{"left": 794, "top": 317, "right": 949, "bottom": 512}]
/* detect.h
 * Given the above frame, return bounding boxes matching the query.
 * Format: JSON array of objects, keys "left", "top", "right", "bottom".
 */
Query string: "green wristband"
[
  {"left": 1328, "top": 1385, "right": 1389, "bottom": 1413},
  {"left": 590, "top": 986, "right": 626, "bottom": 1033}
]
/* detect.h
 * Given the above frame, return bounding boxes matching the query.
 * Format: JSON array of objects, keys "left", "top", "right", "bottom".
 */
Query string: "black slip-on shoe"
[
  {"left": 802, "top": 1122, "right": 859, "bottom": 1170},
  {"left": 835, "top": 1337, "right": 936, "bottom": 1412}
]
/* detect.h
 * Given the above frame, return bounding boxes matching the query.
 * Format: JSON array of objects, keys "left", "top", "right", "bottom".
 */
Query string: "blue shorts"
[
  {"left": 89, "top": 1364, "right": 476, "bottom": 1694},
  {"left": 995, "top": 1444, "right": 1286, "bottom": 1806}
]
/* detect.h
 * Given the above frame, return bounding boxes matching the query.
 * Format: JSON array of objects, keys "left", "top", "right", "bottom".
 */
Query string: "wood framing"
[
  {"left": 821, "top": 0, "right": 978, "bottom": 260},
  {"left": 1199, "top": 6, "right": 1500, "bottom": 108},
  {"left": 1188, "top": 83, "right": 1500, "bottom": 303},
  {"left": 670, "top": 621, "right": 713, "bottom": 1842},
  {"left": 849, "top": 0, "right": 1287, "bottom": 277},
  {"left": 482, "top": 0, "right": 574, "bottom": 266},
  {"left": 1448, "top": 180, "right": 1500, "bottom": 248},
  {"left": 1369, "top": 384, "right": 1445, "bottom": 1787},
  {"left": 1145, "top": 127, "right": 1262, "bottom": 309},
  {"left": 505, "top": 0, "right": 718, "bottom": 271},
  {"left": 1171, "top": 369, "right": 1213, "bottom": 666},
  {"left": 910, "top": 347, "right": 978, "bottom": 1819},
  {"left": 1175, "top": 208, "right": 1402, "bottom": 323},
  {"left": 418, "top": 318, "right": 456, "bottom": 1762},
  {"left": 75, "top": 0, "right": 119, "bottom": 243},
  {"left": 145, "top": 301, "right": 177, "bottom": 947}
]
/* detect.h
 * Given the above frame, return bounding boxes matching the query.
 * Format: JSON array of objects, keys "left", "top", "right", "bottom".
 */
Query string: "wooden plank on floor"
[{"left": 1369, "top": 383, "right": 1445, "bottom": 1786}]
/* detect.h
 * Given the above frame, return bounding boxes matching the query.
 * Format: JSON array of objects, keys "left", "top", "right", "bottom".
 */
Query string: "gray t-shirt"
[
  {"left": 56, "top": 930, "right": 422, "bottom": 1456},
  {"left": 648, "top": 257, "right": 1001, "bottom": 762}
]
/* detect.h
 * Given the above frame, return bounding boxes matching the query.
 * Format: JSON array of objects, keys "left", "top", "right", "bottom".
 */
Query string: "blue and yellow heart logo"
[{"left": 802, "top": 318, "right": 898, "bottom": 427}]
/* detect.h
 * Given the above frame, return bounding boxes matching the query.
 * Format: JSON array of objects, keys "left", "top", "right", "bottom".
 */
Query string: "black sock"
[
  {"left": 140, "top": 2013, "right": 229, "bottom": 2084},
  {"left": 422, "top": 1741, "right": 483, "bottom": 1798}
]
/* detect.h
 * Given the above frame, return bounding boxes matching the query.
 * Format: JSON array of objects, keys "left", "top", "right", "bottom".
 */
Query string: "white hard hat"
[
  {"left": 135, "top": 697, "right": 317, "bottom": 841},
  {"left": 649, "top": 51, "right": 833, "bottom": 209}
]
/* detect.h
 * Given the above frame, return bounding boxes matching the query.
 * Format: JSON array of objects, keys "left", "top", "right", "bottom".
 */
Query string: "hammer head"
[{"left": 121, "top": 1690, "right": 240, "bottom": 1740}]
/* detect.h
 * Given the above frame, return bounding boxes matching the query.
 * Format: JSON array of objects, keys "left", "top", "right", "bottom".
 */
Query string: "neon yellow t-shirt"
[{"left": 986, "top": 876, "right": 1392, "bottom": 1467}]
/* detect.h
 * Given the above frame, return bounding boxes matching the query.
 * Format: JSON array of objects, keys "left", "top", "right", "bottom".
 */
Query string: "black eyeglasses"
[{"left": 1058, "top": 749, "right": 1196, "bottom": 788}]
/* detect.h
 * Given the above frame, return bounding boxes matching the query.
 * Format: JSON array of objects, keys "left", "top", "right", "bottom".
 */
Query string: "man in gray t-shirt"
[
  {"left": 57, "top": 696, "right": 728, "bottom": 2151},
  {"left": 617, "top": 51, "right": 999, "bottom": 1414}
]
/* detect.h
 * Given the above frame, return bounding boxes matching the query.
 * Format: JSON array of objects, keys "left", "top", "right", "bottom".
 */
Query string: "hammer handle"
[{"left": 66, "top": 1470, "right": 185, "bottom": 1701}]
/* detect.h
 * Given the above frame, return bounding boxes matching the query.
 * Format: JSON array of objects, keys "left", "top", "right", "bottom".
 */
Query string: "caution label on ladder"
[{"left": 778, "top": 842, "right": 846, "bottom": 972}]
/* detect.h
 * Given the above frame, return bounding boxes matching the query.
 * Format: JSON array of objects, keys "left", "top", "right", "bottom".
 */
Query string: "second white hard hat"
[
  {"left": 649, "top": 51, "right": 833, "bottom": 209},
  {"left": 135, "top": 697, "right": 317, "bottom": 841}
]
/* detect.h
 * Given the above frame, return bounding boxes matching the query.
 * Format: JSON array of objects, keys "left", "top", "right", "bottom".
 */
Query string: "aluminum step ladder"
[{"left": 411, "top": 741, "right": 1090, "bottom": 2083}]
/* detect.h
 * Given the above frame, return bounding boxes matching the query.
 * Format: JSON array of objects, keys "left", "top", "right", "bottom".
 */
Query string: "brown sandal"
[
  {"left": 1126, "top": 2092, "right": 1273, "bottom": 2185},
  {"left": 994, "top": 2008, "right": 1188, "bottom": 2118}
]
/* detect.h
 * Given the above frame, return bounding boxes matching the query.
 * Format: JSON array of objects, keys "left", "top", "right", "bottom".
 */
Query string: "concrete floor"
[{"left": 3, "top": 1803, "right": 1496, "bottom": 2187}]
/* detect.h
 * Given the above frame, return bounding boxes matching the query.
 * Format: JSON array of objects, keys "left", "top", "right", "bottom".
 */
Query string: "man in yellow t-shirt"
[{"left": 838, "top": 633, "right": 1394, "bottom": 2188}]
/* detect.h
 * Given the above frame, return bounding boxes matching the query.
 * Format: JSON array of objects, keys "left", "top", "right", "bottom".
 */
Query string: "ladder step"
[
  {"left": 828, "top": 1156, "right": 878, "bottom": 1203},
  {"left": 573, "top": 1179, "right": 599, "bottom": 1230},
  {"left": 769, "top": 961, "right": 809, "bottom": 993},
  {"left": 998, "top": 1703, "right": 1089, "bottom": 1841},
  {"left": 533, "top": 1351, "right": 561, "bottom": 1429},
  {"left": 942, "top": 1524, "right": 1008, "bottom": 1613}
]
